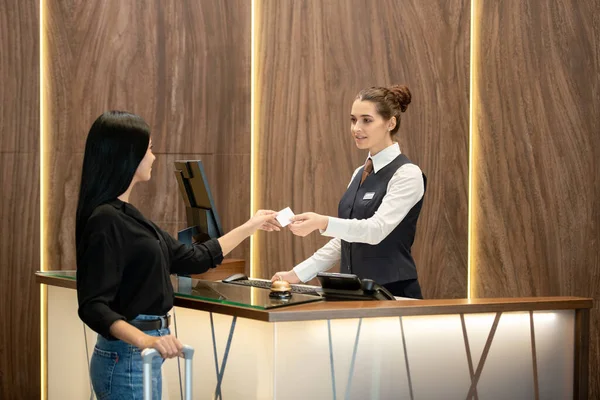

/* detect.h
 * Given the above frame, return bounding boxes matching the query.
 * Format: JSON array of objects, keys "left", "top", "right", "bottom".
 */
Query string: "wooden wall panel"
[
  {"left": 255, "top": 0, "right": 470, "bottom": 298},
  {"left": 0, "top": 156, "right": 40, "bottom": 399},
  {"left": 45, "top": 0, "right": 251, "bottom": 270},
  {"left": 0, "top": 1, "right": 39, "bottom": 398},
  {"left": 0, "top": 0, "right": 39, "bottom": 153},
  {"left": 473, "top": 0, "right": 600, "bottom": 396},
  {"left": 46, "top": 0, "right": 250, "bottom": 155}
]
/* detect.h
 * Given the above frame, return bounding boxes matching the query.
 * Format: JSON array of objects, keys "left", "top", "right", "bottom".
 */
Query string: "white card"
[
  {"left": 363, "top": 192, "right": 375, "bottom": 200},
  {"left": 276, "top": 207, "right": 295, "bottom": 227}
]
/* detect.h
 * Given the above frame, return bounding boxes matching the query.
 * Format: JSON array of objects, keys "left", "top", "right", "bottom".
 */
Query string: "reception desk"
[{"left": 36, "top": 271, "right": 592, "bottom": 399}]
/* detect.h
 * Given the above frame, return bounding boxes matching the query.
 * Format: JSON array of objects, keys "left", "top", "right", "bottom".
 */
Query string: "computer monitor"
[{"left": 174, "top": 160, "right": 224, "bottom": 245}]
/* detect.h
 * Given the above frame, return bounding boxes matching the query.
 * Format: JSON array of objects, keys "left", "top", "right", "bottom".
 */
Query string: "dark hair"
[
  {"left": 75, "top": 111, "right": 150, "bottom": 244},
  {"left": 356, "top": 85, "right": 412, "bottom": 136}
]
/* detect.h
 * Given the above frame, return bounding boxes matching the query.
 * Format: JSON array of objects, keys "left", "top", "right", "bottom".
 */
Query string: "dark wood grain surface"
[
  {"left": 0, "top": 0, "right": 39, "bottom": 153},
  {"left": 35, "top": 274, "right": 594, "bottom": 322},
  {"left": 45, "top": 0, "right": 250, "bottom": 155},
  {"left": 0, "top": 0, "right": 40, "bottom": 398},
  {"left": 44, "top": 1, "right": 251, "bottom": 270},
  {"left": 472, "top": 0, "right": 600, "bottom": 396},
  {"left": 0, "top": 158, "right": 40, "bottom": 393},
  {"left": 151, "top": 294, "right": 598, "bottom": 323},
  {"left": 254, "top": 0, "right": 470, "bottom": 299},
  {"left": 0, "top": 155, "right": 41, "bottom": 398}
]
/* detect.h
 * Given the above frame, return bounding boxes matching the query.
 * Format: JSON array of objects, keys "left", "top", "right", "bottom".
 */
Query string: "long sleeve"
[
  {"left": 322, "top": 163, "right": 424, "bottom": 245},
  {"left": 293, "top": 238, "right": 342, "bottom": 282},
  {"left": 161, "top": 230, "right": 224, "bottom": 275},
  {"left": 76, "top": 218, "right": 126, "bottom": 337},
  {"left": 292, "top": 167, "right": 362, "bottom": 282}
]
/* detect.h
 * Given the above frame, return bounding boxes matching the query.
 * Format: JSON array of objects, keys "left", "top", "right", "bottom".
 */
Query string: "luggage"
[{"left": 141, "top": 345, "right": 194, "bottom": 400}]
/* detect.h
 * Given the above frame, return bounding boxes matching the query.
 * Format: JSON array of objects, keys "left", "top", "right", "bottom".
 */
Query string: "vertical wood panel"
[
  {"left": 0, "top": 156, "right": 41, "bottom": 399},
  {"left": 45, "top": 0, "right": 251, "bottom": 270},
  {"left": 256, "top": 0, "right": 470, "bottom": 298},
  {"left": 473, "top": 0, "right": 600, "bottom": 396},
  {"left": 0, "top": 0, "right": 39, "bottom": 153},
  {"left": 0, "top": 0, "right": 40, "bottom": 398},
  {"left": 46, "top": 0, "right": 250, "bottom": 154}
]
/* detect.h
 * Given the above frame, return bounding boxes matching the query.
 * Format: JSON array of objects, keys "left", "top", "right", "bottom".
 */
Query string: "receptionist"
[{"left": 272, "top": 85, "right": 426, "bottom": 299}]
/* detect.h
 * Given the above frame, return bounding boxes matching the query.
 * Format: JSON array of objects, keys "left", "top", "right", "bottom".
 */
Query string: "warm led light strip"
[
  {"left": 250, "top": 0, "right": 258, "bottom": 278},
  {"left": 468, "top": 0, "right": 480, "bottom": 299},
  {"left": 40, "top": 0, "right": 48, "bottom": 397}
]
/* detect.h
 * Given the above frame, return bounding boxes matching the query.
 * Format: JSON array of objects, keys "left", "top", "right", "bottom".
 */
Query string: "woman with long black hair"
[{"left": 76, "top": 111, "right": 279, "bottom": 399}]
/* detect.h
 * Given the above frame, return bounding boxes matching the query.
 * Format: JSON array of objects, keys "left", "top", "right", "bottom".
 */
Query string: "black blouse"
[{"left": 76, "top": 199, "right": 223, "bottom": 337}]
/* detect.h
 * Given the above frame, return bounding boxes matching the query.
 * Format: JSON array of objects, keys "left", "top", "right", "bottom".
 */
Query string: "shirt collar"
[
  {"left": 367, "top": 142, "right": 401, "bottom": 173},
  {"left": 106, "top": 198, "right": 126, "bottom": 209},
  {"left": 106, "top": 198, "right": 148, "bottom": 224}
]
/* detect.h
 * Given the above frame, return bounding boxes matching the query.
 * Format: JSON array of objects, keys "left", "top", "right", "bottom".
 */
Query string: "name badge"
[{"left": 363, "top": 192, "right": 375, "bottom": 200}]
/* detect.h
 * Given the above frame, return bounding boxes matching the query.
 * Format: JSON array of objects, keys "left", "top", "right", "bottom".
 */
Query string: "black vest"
[{"left": 339, "top": 154, "right": 426, "bottom": 285}]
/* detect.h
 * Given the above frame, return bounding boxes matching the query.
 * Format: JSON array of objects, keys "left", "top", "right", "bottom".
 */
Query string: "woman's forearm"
[
  {"left": 109, "top": 320, "right": 151, "bottom": 349},
  {"left": 217, "top": 223, "right": 253, "bottom": 257}
]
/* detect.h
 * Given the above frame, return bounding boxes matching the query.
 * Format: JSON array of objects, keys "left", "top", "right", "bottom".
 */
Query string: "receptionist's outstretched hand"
[
  {"left": 288, "top": 212, "right": 329, "bottom": 237},
  {"left": 271, "top": 270, "right": 301, "bottom": 284}
]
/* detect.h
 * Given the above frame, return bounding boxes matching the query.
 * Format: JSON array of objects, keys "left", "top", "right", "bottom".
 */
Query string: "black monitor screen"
[{"left": 174, "top": 160, "right": 224, "bottom": 244}]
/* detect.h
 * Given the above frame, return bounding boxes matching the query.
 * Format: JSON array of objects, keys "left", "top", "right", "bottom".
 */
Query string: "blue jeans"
[{"left": 90, "top": 315, "right": 169, "bottom": 400}]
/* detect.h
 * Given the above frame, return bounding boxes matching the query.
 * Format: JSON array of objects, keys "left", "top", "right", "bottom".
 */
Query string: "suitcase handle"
[{"left": 142, "top": 345, "right": 194, "bottom": 400}]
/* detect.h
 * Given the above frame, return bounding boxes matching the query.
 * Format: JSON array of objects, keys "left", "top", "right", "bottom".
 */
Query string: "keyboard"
[{"left": 222, "top": 278, "right": 322, "bottom": 296}]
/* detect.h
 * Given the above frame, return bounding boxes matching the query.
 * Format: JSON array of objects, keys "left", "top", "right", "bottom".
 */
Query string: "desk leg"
[
  {"left": 209, "top": 313, "right": 220, "bottom": 383},
  {"left": 529, "top": 311, "right": 540, "bottom": 400},
  {"left": 344, "top": 318, "right": 363, "bottom": 400},
  {"left": 210, "top": 313, "right": 237, "bottom": 400},
  {"left": 465, "top": 312, "right": 502, "bottom": 400},
  {"left": 327, "top": 320, "right": 337, "bottom": 400},
  {"left": 399, "top": 316, "right": 414, "bottom": 400},
  {"left": 460, "top": 314, "right": 478, "bottom": 400},
  {"left": 326, "top": 318, "right": 363, "bottom": 400}
]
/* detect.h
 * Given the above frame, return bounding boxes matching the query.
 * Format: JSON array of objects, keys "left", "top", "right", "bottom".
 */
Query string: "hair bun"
[{"left": 388, "top": 85, "right": 411, "bottom": 113}]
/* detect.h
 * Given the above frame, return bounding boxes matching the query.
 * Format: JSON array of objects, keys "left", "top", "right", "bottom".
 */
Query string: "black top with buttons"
[{"left": 76, "top": 199, "right": 223, "bottom": 337}]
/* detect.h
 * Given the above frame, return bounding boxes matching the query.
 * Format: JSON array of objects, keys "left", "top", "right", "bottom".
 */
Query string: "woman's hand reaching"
[
  {"left": 217, "top": 210, "right": 280, "bottom": 257},
  {"left": 244, "top": 210, "right": 281, "bottom": 233}
]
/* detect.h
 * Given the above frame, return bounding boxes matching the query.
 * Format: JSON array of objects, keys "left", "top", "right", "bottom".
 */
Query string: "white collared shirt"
[{"left": 293, "top": 142, "right": 425, "bottom": 282}]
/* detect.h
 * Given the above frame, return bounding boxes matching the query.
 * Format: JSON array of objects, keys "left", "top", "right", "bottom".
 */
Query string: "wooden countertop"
[
  {"left": 178, "top": 295, "right": 592, "bottom": 322},
  {"left": 37, "top": 272, "right": 592, "bottom": 322}
]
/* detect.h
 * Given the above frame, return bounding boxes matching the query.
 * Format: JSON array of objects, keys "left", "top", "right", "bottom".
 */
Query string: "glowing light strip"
[
  {"left": 40, "top": 0, "right": 48, "bottom": 396},
  {"left": 468, "top": 0, "right": 479, "bottom": 299},
  {"left": 40, "top": 0, "right": 45, "bottom": 273},
  {"left": 250, "top": 0, "right": 257, "bottom": 278}
]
